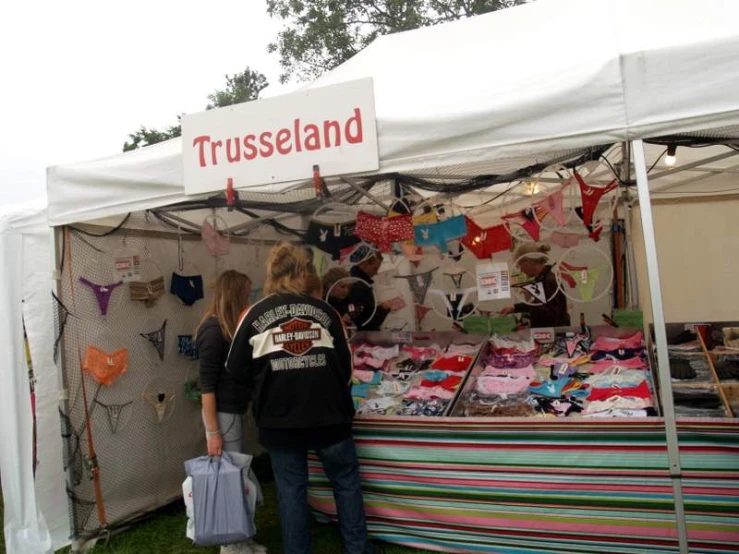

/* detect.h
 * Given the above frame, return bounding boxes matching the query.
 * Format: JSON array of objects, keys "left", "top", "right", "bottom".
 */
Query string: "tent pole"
[
  {"left": 632, "top": 139, "right": 689, "bottom": 554},
  {"left": 340, "top": 177, "right": 391, "bottom": 210}
]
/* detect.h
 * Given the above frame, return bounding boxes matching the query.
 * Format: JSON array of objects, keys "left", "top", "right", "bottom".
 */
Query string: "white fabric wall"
[
  {"left": 0, "top": 201, "right": 67, "bottom": 553},
  {"left": 632, "top": 197, "right": 739, "bottom": 323}
]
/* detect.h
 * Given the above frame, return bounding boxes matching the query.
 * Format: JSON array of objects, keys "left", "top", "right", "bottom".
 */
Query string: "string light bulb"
[
  {"left": 664, "top": 145, "right": 677, "bottom": 167},
  {"left": 526, "top": 181, "right": 540, "bottom": 195}
]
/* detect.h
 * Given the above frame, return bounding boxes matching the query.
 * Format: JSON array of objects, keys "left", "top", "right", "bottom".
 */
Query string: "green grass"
[{"left": 49, "top": 482, "right": 433, "bottom": 554}]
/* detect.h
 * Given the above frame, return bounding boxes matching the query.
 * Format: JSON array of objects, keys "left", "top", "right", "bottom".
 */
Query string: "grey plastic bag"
[{"left": 184, "top": 452, "right": 254, "bottom": 546}]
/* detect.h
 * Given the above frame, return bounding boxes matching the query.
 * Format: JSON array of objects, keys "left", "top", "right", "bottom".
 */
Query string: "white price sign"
[{"left": 476, "top": 262, "right": 511, "bottom": 301}]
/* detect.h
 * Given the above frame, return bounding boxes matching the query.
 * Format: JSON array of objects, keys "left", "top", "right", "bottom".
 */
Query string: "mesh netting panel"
[
  {"left": 56, "top": 212, "right": 273, "bottom": 539},
  {"left": 646, "top": 126, "right": 739, "bottom": 147}
]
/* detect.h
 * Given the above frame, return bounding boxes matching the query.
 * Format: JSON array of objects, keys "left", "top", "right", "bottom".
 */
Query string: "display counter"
[{"left": 307, "top": 330, "right": 739, "bottom": 554}]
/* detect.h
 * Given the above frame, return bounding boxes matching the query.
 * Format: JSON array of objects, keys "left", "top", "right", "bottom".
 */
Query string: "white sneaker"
[{"left": 247, "top": 538, "right": 268, "bottom": 553}]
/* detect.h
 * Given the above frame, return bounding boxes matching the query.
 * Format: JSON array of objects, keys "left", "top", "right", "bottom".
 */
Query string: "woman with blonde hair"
[
  {"left": 227, "top": 243, "right": 377, "bottom": 554},
  {"left": 501, "top": 242, "right": 570, "bottom": 327}
]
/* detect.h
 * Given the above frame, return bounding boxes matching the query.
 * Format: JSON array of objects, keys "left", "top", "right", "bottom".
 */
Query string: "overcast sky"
[{"left": 0, "top": 0, "right": 291, "bottom": 208}]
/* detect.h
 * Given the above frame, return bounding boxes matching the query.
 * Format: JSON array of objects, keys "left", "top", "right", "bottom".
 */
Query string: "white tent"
[{"left": 5, "top": 0, "right": 739, "bottom": 551}]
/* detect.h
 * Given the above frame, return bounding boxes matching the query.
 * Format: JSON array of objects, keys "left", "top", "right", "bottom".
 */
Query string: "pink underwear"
[
  {"left": 354, "top": 344, "right": 399, "bottom": 361},
  {"left": 591, "top": 332, "right": 644, "bottom": 352},
  {"left": 588, "top": 357, "right": 648, "bottom": 372},
  {"left": 482, "top": 364, "right": 537, "bottom": 380},
  {"left": 353, "top": 355, "right": 387, "bottom": 370},
  {"left": 405, "top": 386, "right": 455, "bottom": 401},
  {"left": 476, "top": 375, "right": 531, "bottom": 396}
]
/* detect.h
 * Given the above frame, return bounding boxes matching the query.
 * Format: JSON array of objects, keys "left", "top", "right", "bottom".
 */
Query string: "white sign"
[
  {"left": 114, "top": 251, "right": 141, "bottom": 283},
  {"left": 531, "top": 327, "right": 555, "bottom": 345},
  {"left": 476, "top": 262, "right": 511, "bottom": 301},
  {"left": 182, "top": 78, "right": 379, "bottom": 195}
]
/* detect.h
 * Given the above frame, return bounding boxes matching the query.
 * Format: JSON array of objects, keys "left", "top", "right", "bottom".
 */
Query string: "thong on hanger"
[
  {"left": 575, "top": 172, "right": 618, "bottom": 227},
  {"left": 306, "top": 219, "right": 361, "bottom": 260},
  {"left": 558, "top": 261, "right": 588, "bottom": 289},
  {"left": 394, "top": 268, "right": 437, "bottom": 304},
  {"left": 550, "top": 230, "right": 581, "bottom": 249},
  {"left": 559, "top": 264, "right": 608, "bottom": 301},
  {"left": 355, "top": 211, "right": 414, "bottom": 252},
  {"left": 534, "top": 184, "right": 569, "bottom": 227},
  {"left": 443, "top": 269, "right": 467, "bottom": 290},
  {"left": 129, "top": 277, "right": 165, "bottom": 307},
  {"left": 447, "top": 241, "right": 464, "bottom": 262},
  {"left": 140, "top": 320, "right": 167, "bottom": 361},
  {"left": 429, "top": 287, "right": 477, "bottom": 321},
  {"left": 78, "top": 278, "right": 123, "bottom": 316},
  {"left": 170, "top": 272, "right": 204, "bottom": 306},
  {"left": 502, "top": 206, "right": 547, "bottom": 241},
  {"left": 574, "top": 207, "right": 604, "bottom": 242},
  {"left": 201, "top": 219, "right": 230, "bottom": 257},
  {"left": 143, "top": 391, "right": 175, "bottom": 423},
  {"left": 414, "top": 215, "right": 467, "bottom": 252},
  {"left": 94, "top": 399, "right": 133, "bottom": 433},
  {"left": 82, "top": 346, "right": 128, "bottom": 387},
  {"left": 177, "top": 335, "right": 199, "bottom": 360},
  {"left": 460, "top": 217, "right": 513, "bottom": 259}
]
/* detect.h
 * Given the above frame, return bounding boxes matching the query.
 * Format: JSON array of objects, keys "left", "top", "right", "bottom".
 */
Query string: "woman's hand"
[
  {"left": 206, "top": 433, "right": 223, "bottom": 457},
  {"left": 500, "top": 306, "right": 516, "bottom": 316}
]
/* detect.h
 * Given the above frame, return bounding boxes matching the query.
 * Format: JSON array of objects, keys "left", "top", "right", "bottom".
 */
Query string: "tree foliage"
[
  {"left": 267, "top": 0, "right": 527, "bottom": 83},
  {"left": 123, "top": 67, "right": 269, "bottom": 152}
]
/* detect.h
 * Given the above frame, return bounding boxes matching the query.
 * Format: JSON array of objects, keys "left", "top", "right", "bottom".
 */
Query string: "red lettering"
[
  {"left": 210, "top": 140, "right": 223, "bottom": 166},
  {"left": 304, "top": 124, "right": 321, "bottom": 151},
  {"left": 226, "top": 138, "right": 241, "bottom": 163},
  {"left": 276, "top": 128, "right": 292, "bottom": 155},
  {"left": 259, "top": 132, "right": 274, "bottom": 157},
  {"left": 345, "top": 108, "right": 363, "bottom": 144},
  {"left": 243, "top": 135, "right": 257, "bottom": 160},
  {"left": 294, "top": 118, "right": 302, "bottom": 153},
  {"left": 323, "top": 120, "right": 341, "bottom": 147},
  {"left": 192, "top": 135, "right": 210, "bottom": 167}
]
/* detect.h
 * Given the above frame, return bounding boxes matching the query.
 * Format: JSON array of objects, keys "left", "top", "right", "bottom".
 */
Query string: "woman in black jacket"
[{"left": 227, "top": 243, "right": 376, "bottom": 554}]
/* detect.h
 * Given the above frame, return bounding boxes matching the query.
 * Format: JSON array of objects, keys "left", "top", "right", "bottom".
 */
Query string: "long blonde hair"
[
  {"left": 197, "top": 270, "right": 252, "bottom": 341},
  {"left": 264, "top": 242, "right": 313, "bottom": 296},
  {"left": 322, "top": 267, "right": 350, "bottom": 298}
]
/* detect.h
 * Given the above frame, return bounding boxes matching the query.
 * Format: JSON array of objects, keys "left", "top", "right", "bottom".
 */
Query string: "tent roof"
[{"left": 46, "top": 0, "right": 739, "bottom": 226}]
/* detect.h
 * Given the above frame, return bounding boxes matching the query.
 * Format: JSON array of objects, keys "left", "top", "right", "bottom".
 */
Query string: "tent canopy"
[{"left": 47, "top": 0, "right": 739, "bottom": 227}]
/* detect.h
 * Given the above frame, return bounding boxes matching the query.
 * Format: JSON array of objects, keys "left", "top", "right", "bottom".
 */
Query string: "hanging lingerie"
[
  {"left": 558, "top": 264, "right": 608, "bottom": 301},
  {"left": 460, "top": 217, "right": 513, "bottom": 259},
  {"left": 140, "top": 320, "right": 167, "bottom": 361},
  {"left": 575, "top": 171, "right": 618, "bottom": 227},
  {"left": 502, "top": 206, "right": 547, "bottom": 242},
  {"left": 201, "top": 219, "right": 230, "bottom": 257},
  {"left": 447, "top": 241, "right": 465, "bottom": 263},
  {"left": 415, "top": 304, "right": 432, "bottom": 323},
  {"left": 78, "top": 278, "right": 123, "bottom": 316},
  {"left": 550, "top": 230, "right": 581, "bottom": 249},
  {"left": 574, "top": 207, "right": 604, "bottom": 242},
  {"left": 177, "top": 335, "right": 199, "bottom": 360},
  {"left": 395, "top": 268, "right": 437, "bottom": 304},
  {"left": 143, "top": 391, "right": 176, "bottom": 423},
  {"left": 305, "top": 218, "right": 360, "bottom": 260},
  {"left": 82, "top": 346, "right": 129, "bottom": 387},
  {"left": 129, "top": 276, "right": 166, "bottom": 307},
  {"left": 355, "top": 211, "right": 414, "bottom": 252},
  {"left": 534, "top": 184, "right": 569, "bottom": 227},
  {"left": 429, "top": 287, "right": 477, "bottom": 321},
  {"left": 414, "top": 215, "right": 468, "bottom": 252},
  {"left": 170, "top": 273, "right": 204, "bottom": 306},
  {"left": 94, "top": 399, "right": 133, "bottom": 433}
]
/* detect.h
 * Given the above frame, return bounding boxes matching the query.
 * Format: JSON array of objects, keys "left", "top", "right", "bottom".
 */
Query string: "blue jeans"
[{"left": 269, "top": 436, "right": 374, "bottom": 554}]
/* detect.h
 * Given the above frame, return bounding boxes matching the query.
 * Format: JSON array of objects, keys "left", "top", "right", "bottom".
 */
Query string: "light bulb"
[{"left": 664, "top": 145, "right": 677, "bottom": 167}]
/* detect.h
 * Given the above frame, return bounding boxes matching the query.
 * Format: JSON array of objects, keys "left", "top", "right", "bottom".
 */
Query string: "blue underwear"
[
  {"left": 170, "top": 273, "right": 204, "bottom": 306},
  {"left": 414, "top": 215, "right": 467, "bottom": 251}
]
